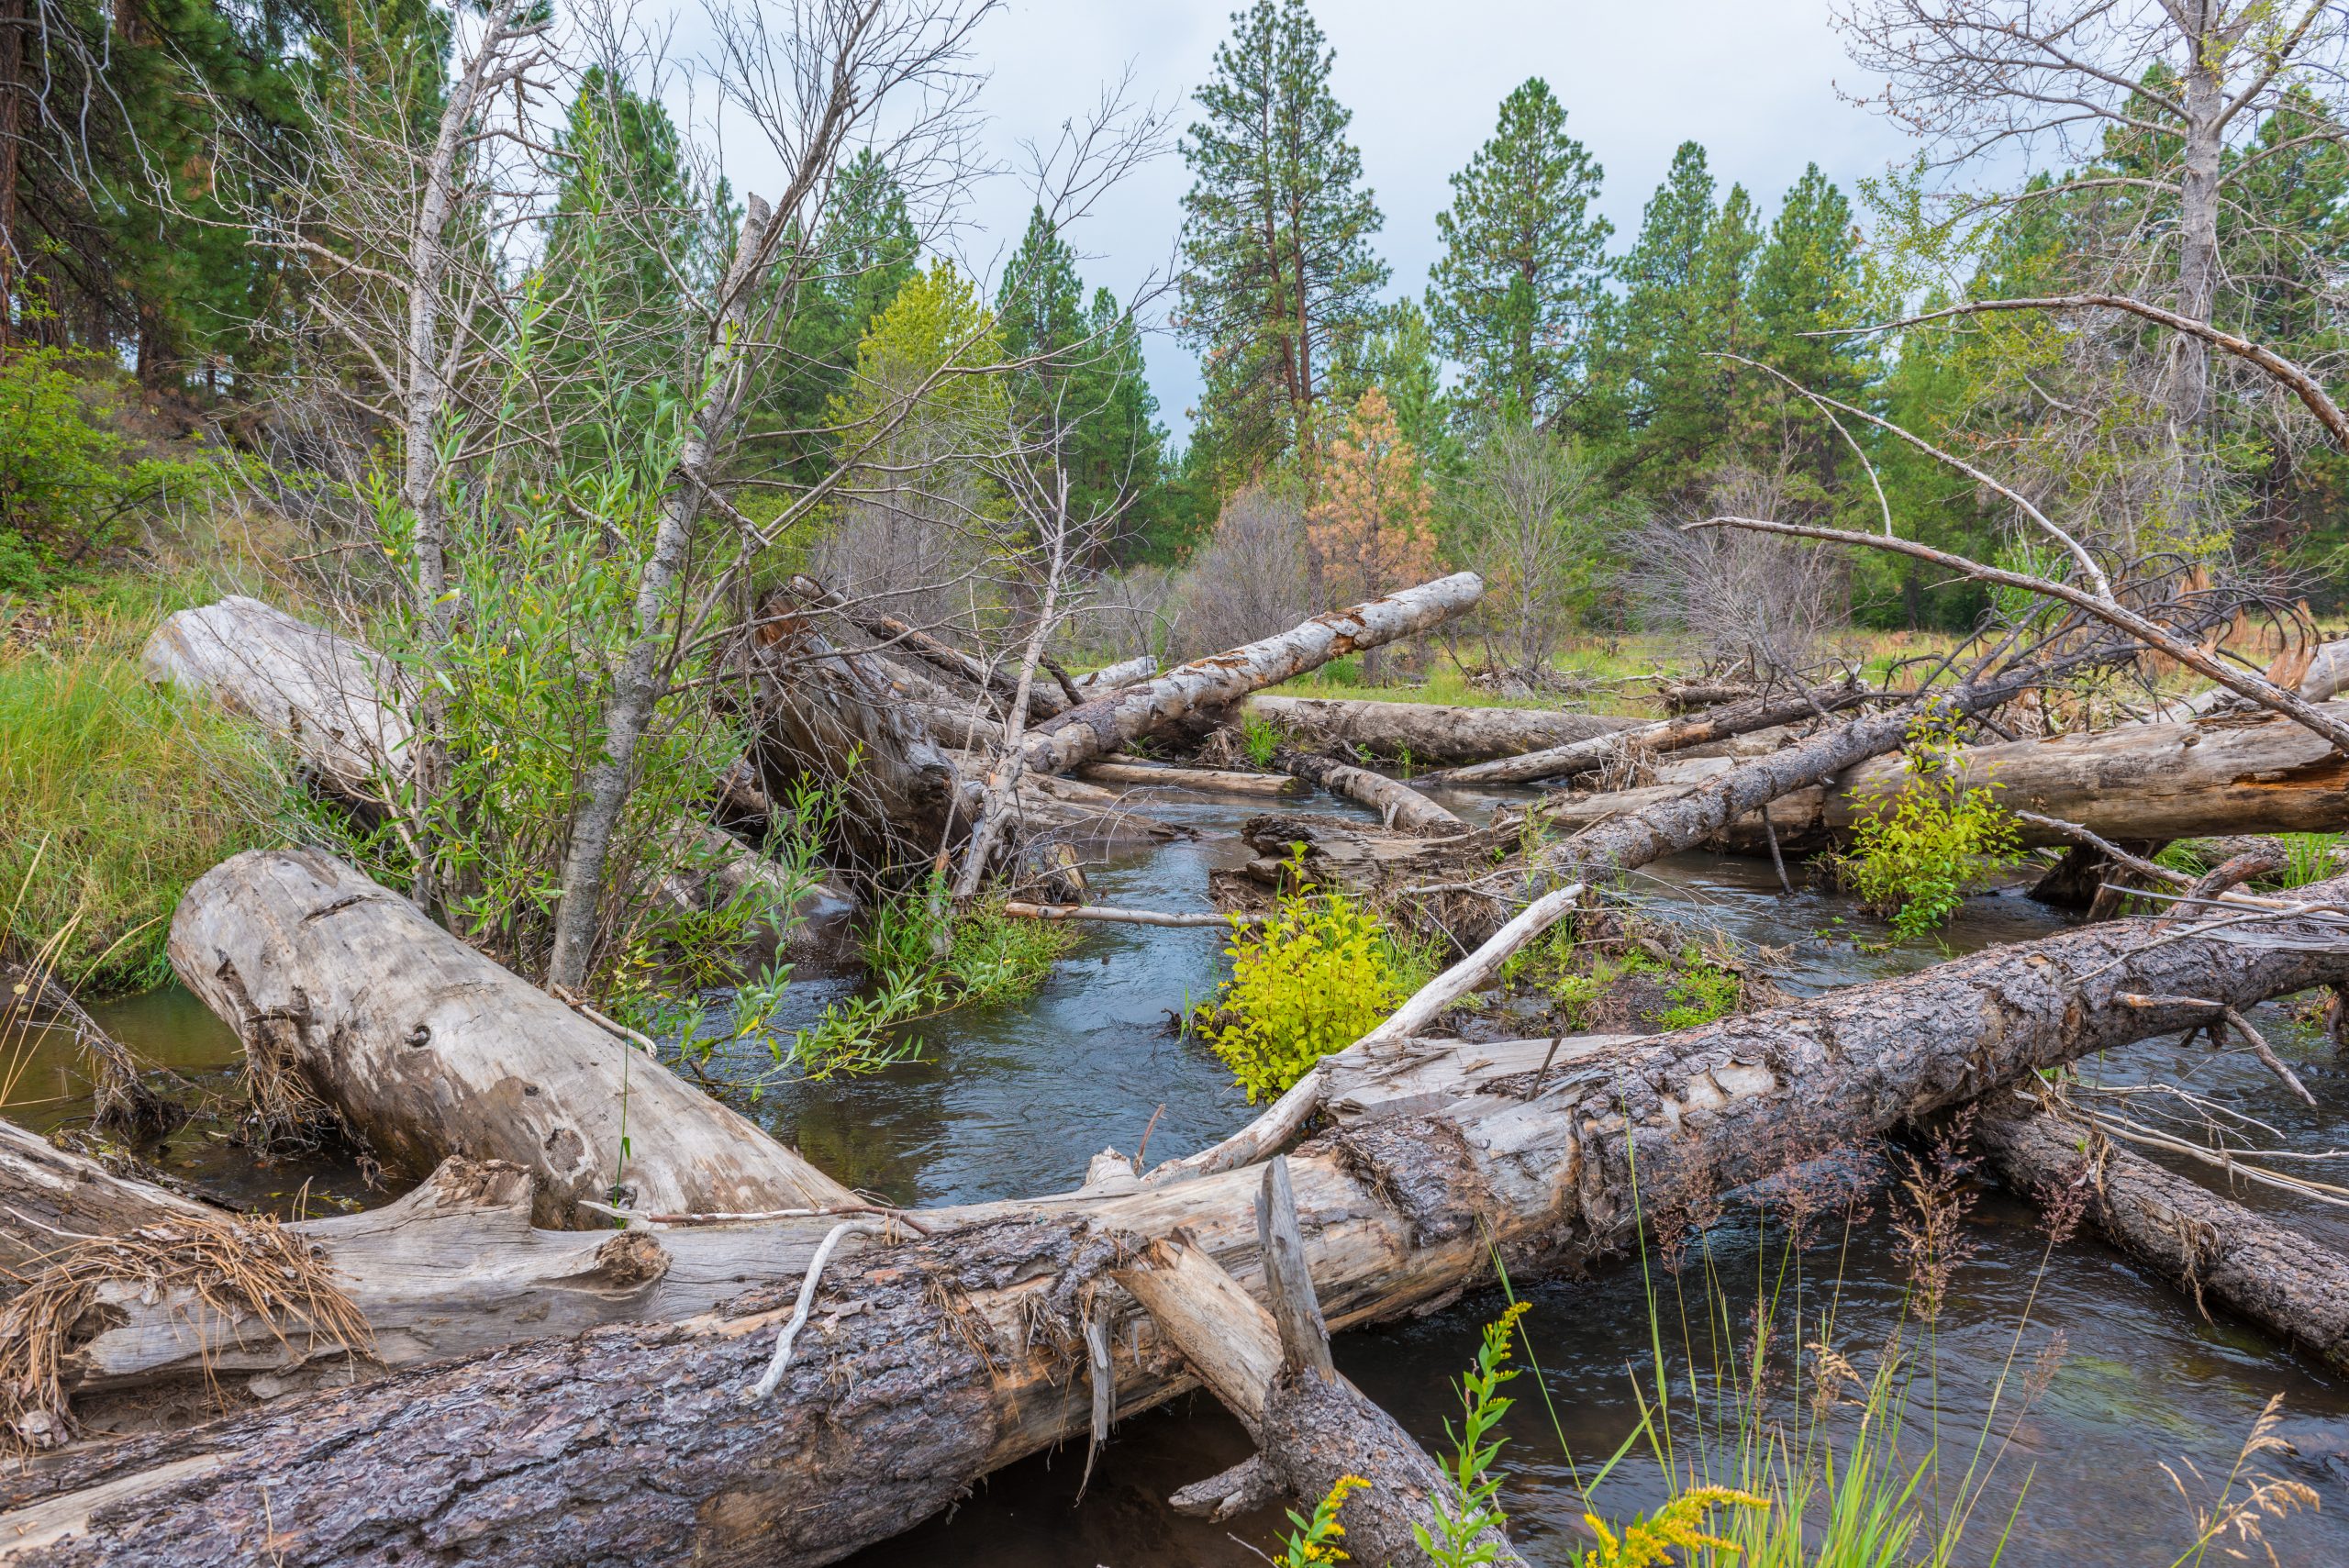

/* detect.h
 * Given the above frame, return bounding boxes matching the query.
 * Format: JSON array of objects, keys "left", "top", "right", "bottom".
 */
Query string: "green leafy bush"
[
  {"left": 1838, "top": 712, "right": 2021, "bottom": 940},
  {"left": 1656, "top": 953, "right": 1742, "bottom": 1030},
  {"left": 1198, "top": 860, "right": 1430, "bottom": 1101}
]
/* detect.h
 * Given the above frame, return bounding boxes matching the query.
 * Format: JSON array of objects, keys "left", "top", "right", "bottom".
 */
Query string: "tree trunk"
[
  {"left": 1974, "top": 1092, "right": 2349, "bottom": 1369},
  {"left": 168, "top": 849, "right": 860, "bottom": 1227},
  {"left": 1424, "top": 679, "right": 1870, "bottom": 787},
  {"left": 0, "top": 1122, "right": 217, "bottom": 1276},
  {"left": 1019, "top": 574, "right": 1486, "bottom": 778},
  {"left": 24, "top": 880, "right": 2349, "bottom": 1565},
  {"left": 1244, "top": 692, "right": 1632, "bottom": 763},
  {"left": 1282, "top": 753, "right": 1461, "bottom": 833},
  {"left": 1536, "top": 702, "right": 2349, "bottom": 855}
]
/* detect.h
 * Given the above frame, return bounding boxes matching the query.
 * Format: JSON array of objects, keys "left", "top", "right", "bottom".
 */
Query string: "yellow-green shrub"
[
  {"left": 1839, "top": 711, "right": 2021, "bottom": 940},
  {"left": 1200, "top": 871, "right": 1428, "bottom": 1101}
]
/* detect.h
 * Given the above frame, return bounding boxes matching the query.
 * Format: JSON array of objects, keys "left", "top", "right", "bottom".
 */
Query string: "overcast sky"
[{"left": 699, "top": 1, "right": 1921, "bottom": 439}]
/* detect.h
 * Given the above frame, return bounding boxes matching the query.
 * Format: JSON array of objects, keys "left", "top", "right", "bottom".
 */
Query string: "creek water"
[{"left": 25, "top": 785, "right": 2349, "bottom": 1565}]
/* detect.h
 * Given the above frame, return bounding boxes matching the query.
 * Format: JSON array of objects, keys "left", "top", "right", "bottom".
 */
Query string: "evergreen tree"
[
  {"left": 1426, "top": 77, "right": 1609, "bottom": 425},
  {"left": 1177, "top": 0, "right": 1387, "bottom": 477},
  {"left": 1330, "top": 297, "right": 1453, "bottom": 474},
  {"left": 1744, "top": 163, "right": 1876, "bottom": 495}
]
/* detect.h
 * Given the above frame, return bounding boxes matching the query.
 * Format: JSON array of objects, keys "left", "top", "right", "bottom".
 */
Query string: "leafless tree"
[
  {"left": 1168, "top": 484, "right": 1315, "bottom": 660},
  {"left": 1632, "top": 463, "right": 1849, "bottom": 684},
  {"left": 1449, "top": 419, "right": 1605, "bottom": 680}
]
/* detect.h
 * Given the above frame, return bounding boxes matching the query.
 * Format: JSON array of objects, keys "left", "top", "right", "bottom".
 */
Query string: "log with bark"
[
  {"left": 1014, "top": 573, "right": 1486, "bottom": 779},
  {"left": 20, "top": 878, "right": 2348, "bottom": 1566},
  {"left": 1242, "top": 692, "right": 1634, "bottom": 763},
  {"left": 168, "top": 848, "right": 859, "bottom": 1226},
  {"left": 1423, "top": 677, "right": 1872, "bottom": 788},
  {"left": 1279, "top": 753, "right": 1463, "bottom": 833},
  {"left": 1531, "top": 700, "right": 2349, "bottom": 856}
]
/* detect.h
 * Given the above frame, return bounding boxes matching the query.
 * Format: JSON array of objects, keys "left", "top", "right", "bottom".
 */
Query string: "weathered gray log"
[
  {"left": 169, "top": 849, "right": 860, "bottom": 1226},
  {"left": 1242, "top": 692, "right": 1632, "bottom": 763},
  {"left": 1019, "top": 574, "right": 1486, "bottom": 777},
  {"left": 1424, "top": 679, "right": 1870, "bottom": 787},
  {"left": 1536, "top": 701, "right": 2349, "bottom": 855},
  {"left": 0, "top": 1122, "right": 217, "bottom": 1275},
  {"left": 142, "top": 597, "right": 408, "bottom": 801},
  {"left": 784, "top": 574, "right": 1073, "bottom": 719},
  {"left": 1116, "top": 1160, "right": 1528, "bottom": 1568},
  {"left": 1075, "top": 759, "right": 1304, "bottom": 796},
  {"left": 1281, "top": 753, "right": 1463, "bottom": 833},
  {"left": 1974, "top": 1092, "right": 2349, "bottom": 1369},
  {"left": 17, "top": 879, "right": 2349, "bottom": 1565},
  {"left": 1074, "top": 654, "right": 1157, "bottom": 693}
]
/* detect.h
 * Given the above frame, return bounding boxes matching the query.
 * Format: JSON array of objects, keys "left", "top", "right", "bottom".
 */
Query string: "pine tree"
[
  {"left": 1426, "top": 77, "right": 1610, "bottom": 425},
  {"left": 1305, "top": 385, "right": 1436, "bottom": 676},
  {"left": 1745, "top": 163, "right": 1876, "bottom": 493},
  {"left": 1178, "top": 0, "right": 1387, "bottom": 477}
]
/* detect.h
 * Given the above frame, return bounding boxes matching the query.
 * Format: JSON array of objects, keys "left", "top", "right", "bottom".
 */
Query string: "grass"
[{"left": 0, "top": 593, "right": 303, "bottom": 991}]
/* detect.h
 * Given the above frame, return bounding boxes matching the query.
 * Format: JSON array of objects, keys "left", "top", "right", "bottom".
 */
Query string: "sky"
[{"left": 694, "top": 0, "right": 1922, "bottom": 438}]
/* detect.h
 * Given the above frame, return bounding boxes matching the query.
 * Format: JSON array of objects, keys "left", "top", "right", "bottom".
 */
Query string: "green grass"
[{"left": 0, "top": 595, "right": 301, "bottom": 990}]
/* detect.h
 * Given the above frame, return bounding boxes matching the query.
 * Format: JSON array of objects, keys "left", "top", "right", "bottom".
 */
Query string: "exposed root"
[{"left": 0, "top": 1213, "right": 372, "bottom": 1451}]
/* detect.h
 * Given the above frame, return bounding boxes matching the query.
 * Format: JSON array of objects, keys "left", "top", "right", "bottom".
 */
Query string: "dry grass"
[{"left": 0, "top": 1210, "right": 371, "bottom": 1451}]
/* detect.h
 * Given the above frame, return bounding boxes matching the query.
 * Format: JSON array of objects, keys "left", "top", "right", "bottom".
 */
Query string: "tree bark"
[
  {"left": 1018, "top": 573, "right": 1486, "bottom": 778},
  {"left": 0, "top": 1122, "right": 217, "bottom": 1275},
  {"left": 1243, "top": 692, "right": 1632, "bottom": 763},
  {"left": 1974, "top": 1092, "right": 2349, "bottom": 1369},
  {"left": 28, "top": 880, "right": 2346, "bottom": 1565},
  {"left": 168, "top": 849, "right": 859, "bottom": 1226}
]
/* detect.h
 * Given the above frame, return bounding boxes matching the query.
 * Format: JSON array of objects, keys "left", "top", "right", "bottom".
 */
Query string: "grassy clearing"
[{"left": 0, "top": 590, "right": 303, "bottom": 991}]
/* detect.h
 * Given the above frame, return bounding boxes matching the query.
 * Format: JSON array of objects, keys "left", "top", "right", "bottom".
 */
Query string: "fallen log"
[
  {"left": 1532, "top": 700, "right": 2349, "bottom": 858},
  {"left": 1974, "top": 1091, "right": 2349, "bottom": 1369},
  {"left": 0, "top": 1123, "right": 217, "bottom": 1275},
  {"left": 169, "top": 849, "right": 859, "bottom": 1226},
  {"left": 784, "top": 575, "right": 1074, "bottom": 721},
  {"left": 14, "top": 881, "right": 2349, "bottom": 1563},
  {"left": 1074, "top": 654, "right": 1157, "bottom": 693},
  {"left": 1281, "top": 753, "right": 1462, "bottom": 833},
  {"left": 1017, "top": 573, "right": 1486, "bottom": 779},
  {"left": 1424, "top": 678, "right": 1870, "bottom": 788},
  {"left": 1074, "top": 759, "right": 1303, "bottom": 796},
  {"left": 1242, "top": 692, "right": 1632, "bottom": 764},
  {"left": 1001, "top": 902, "right": 1253, "bottom": 929}
]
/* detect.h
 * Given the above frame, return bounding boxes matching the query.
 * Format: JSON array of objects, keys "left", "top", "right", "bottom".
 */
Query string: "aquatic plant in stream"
[
  {"left": 1832, "top": 710, "right": 2021, "bottom": 940},
  {"left": 1196, "top": 851, "right": 1434, "bottom": 1101}
]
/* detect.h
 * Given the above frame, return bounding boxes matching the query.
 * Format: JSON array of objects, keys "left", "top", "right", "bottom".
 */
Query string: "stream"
[{"left": 19, "top": 784, "right": 2349, "bottom": 1565}]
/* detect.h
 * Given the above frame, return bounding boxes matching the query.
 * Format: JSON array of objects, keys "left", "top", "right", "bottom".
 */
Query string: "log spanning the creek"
[
  {"left": 0, "top": 1122, "right": 217, "bottom": 1274},
  {"left": 1280, "top": 752, "right": 1463, "bottom": 833},
  {"left": 1242, "top": 692, "right": 1635, "bottom": 763},
  {"left": 1017, "top": 573, "right": 1486, "bottom": 778},
  {"left": 1424, "top": 677, "right": 1875, "bottom": 788},
  {"left": 168, "top": 848, "right": 859, "bottom": 1226},
  {"left": 1533, "top": 700, "right": 2349, "bottom": 854},
  {"left": 17, "top": 878, "right": 2349, "bottom": 1567}
]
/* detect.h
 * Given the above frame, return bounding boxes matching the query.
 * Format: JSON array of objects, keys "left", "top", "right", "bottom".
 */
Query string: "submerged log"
[
  {"left": 1534, "top": 701, "right": 2349, "bottom": 854},
  {"left": 1242, "top": 693, "right": 1633, "bottom": 763},
  {"left": 26, "top": 876, "right": 2343, "bottom": 1565},
  {"left": 1018, "top": 573, "right": 1486, "bottom": 778},
  {"left": 169, "top": 849, "right": 859, "bottom": 1226},
  {"left": 1974, "top": 1092, "right": 2349, "bottom": 1369}
]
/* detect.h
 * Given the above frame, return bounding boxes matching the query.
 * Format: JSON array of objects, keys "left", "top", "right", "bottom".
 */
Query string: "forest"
[{"left": 7, "top": 0, "right": 2349, "bottom": 1565}]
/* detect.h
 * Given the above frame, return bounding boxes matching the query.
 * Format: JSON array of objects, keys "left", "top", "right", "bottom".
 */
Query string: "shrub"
[
  {"left": 1655, "top": 953, "right": 1742, "bottom": 1030},
  {"left": 1838, "top": 711, "right": 2021, "bottom": 939},
  {"left": 1198, "top": 862, "right": 1430, "bottom": 1101}
]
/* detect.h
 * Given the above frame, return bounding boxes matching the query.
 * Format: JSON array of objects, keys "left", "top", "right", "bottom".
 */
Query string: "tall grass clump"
[{"left": 0, "top": 620, "right": 300, "bottom": 990}]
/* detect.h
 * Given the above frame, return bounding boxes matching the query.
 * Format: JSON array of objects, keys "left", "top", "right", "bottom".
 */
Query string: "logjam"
[
  {"left": 168, "top": 848, "right": 859, "bottom": 1225},
  {"left": 1018, "top": 573, "right": 1486, "bottom": 778},
  {"left": 1242, "top": 692, "right": 1632, "bottom": 763},
  {"left": 18, "top": 880, "right": 2349, "bottom": 1566},
  {"left": 1424, "top": 678, "right": 1871, "bottom": 787}
]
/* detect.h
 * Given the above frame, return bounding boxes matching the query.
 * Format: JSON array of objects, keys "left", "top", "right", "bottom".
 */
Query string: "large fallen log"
[
  {"left": 1281, "top": 753, "right": 1462, "bottom": 833},
  {"left": 18, "top": 878, "right": 2348, "bottom": 1565},
  {"left": 1423, "top": 678, "right": 1872, "bottom": 788},
  {"left": 1974, "top": 1091, "right": 2349, "bottom": 1369},
  {"left": 168, "top": 849, "right": 860, "bottom": 1225},
  {"left": 0, "top": 1123, "right": 217, "bottom": 1275},
  {"left": 1018, "top": 573, "right": 1486, "bottom": 778},
  {"left": 1243, "top": 692, "right": 1633, "bottom": 763},
  {"left": 1533, "top": 700, "right": 2349, "bottom": 854}
]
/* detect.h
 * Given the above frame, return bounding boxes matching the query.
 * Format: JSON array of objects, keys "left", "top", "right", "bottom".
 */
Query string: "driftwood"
[
  {"left": 1974, "top": 1092, "right": 2349, "bottom": 1369},
  {"left": 1281, "top": 753, "right": 1463, "bottom": 833},
  {"left": 1242, "top": 693, "right": 1633, "bottom": 763},
  {"left": 1018, "top": 573, "right": 1486, "bottom": 778},
  {"left": 1074, "top": 760, "right": 1303, "bottom": 796},
  {"left": 1424, "top": 678, "right": 1872, "bottom": 787},
  {"left": 12, "top": 881, "right": 2348, "bottom": 1564},
  {"left": 0, "top": 1123, "right": 217, "bottom": 1275},
  {"left": 169, "top": 849, "right": 858, "bottom": 1226},
  {"left": 1533, "top": 700, "right": 2349, "bottom": 858},
  {"left": 1001, "top": 903, "right": 1252, "bottom": 929}
]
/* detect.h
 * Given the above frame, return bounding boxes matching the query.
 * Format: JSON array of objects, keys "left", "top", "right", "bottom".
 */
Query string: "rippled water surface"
[{"left": 28, "top": 783, "right": 2349, "bottom": 1564}]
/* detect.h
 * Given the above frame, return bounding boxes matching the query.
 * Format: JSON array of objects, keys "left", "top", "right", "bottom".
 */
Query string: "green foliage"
[
  {"left": 1417, "top": 1299, "right": 1531, "bottom": 1568},
  {"left": 1657, "top": 953, "right": 1742, "bottom": 1030},
  {"left": 1839, "top": 712, "right": 2022, "bottom": 940},
  {"left": 2277, "top": 832, "right": 2342, "bottom": 889},
  {"left": 1275, "top": 1474, "right": 1369, "bottom": 1567},
  {"left": 1426, "top": 77, "right": 1611, "bottom": 427},
  {"left": 0, "top": 350, "right": 213, "bottom": 592},
  {"left": 0, "top": 608, "right": 302, "bottom": 990},
  {"left": 1242, "top": 711, "right": 1283, "bottom": 768},
  {"left": 1179, "top": 0, "right": 1387, "bottom": 473},
  {"left": 1197, "top": 857, "right": 1430, "bottom": 1101}
]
